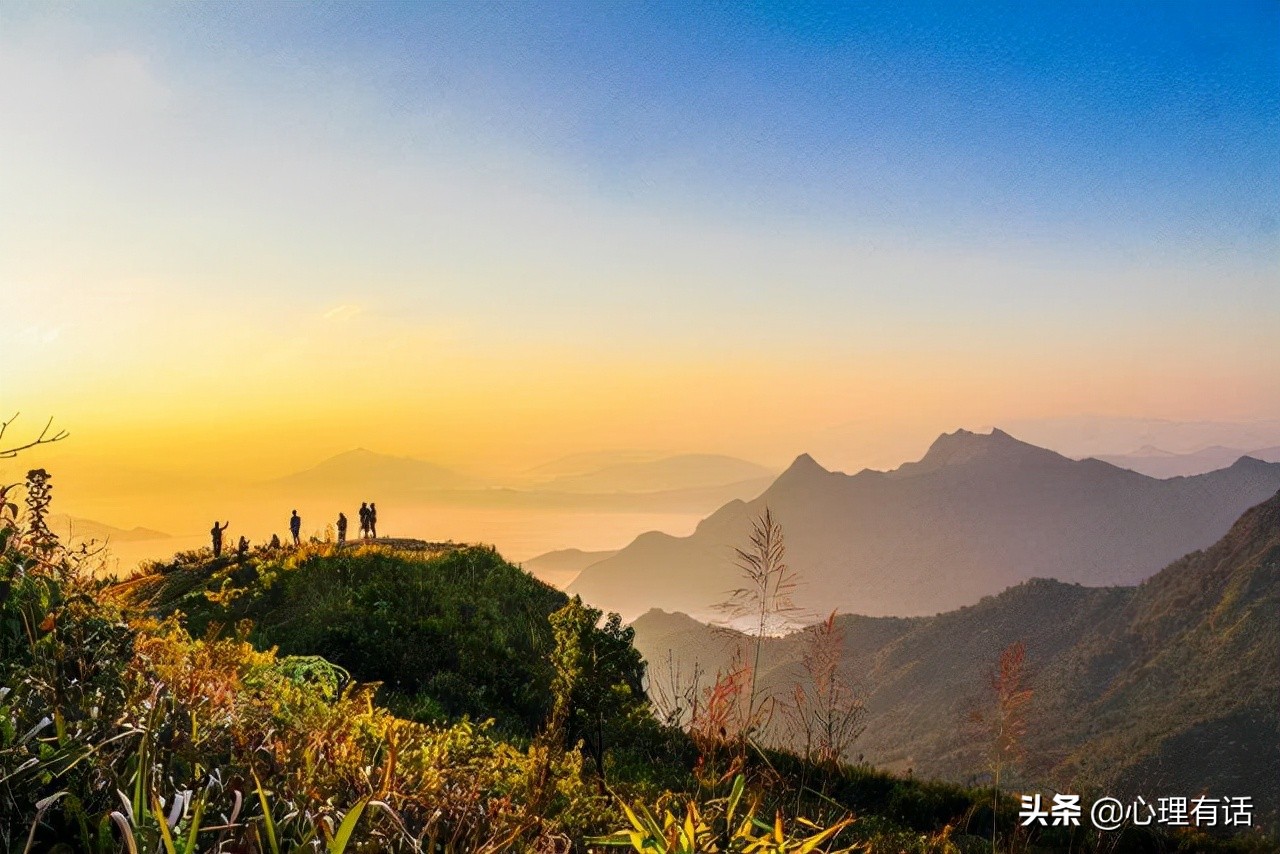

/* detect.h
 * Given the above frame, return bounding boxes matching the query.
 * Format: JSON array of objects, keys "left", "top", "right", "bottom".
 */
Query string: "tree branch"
[{"left": 0, "top": 413, "right": 70, "bottom": 458}]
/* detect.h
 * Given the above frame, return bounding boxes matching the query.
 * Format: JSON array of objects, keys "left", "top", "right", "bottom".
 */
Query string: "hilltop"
[{"left": 120, "top": 540, "right": 567, "bottom": 731}]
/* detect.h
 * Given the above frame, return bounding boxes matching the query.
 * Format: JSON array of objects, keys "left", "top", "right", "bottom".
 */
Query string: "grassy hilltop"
[{"left": 119, "top": 542, "right": 569, "bottom": 733}]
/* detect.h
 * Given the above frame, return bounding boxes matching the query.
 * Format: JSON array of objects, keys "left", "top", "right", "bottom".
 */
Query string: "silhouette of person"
[
  {"left": 336, "top": 512, "right": 348, "bottom": 545},
  {"left": 289, "top": 510, "right": 302, "bottom": 546},
  {"left": 210, "top": 521, "right": 230, "bottom": 557},
  {"left": 236, "top": 535, "right": 249, "bottom": 559},
  {"left": 359, "top": 502, "right": 370, "bottom": 538},
  {"left": 269, "top": 533, "right": 281, "bottom": 550},
  {"left": 368, "top": 502, "right": 378, "bottom": 538}
]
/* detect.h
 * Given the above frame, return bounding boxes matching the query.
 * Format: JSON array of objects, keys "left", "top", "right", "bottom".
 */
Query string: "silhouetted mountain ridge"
[
  {"left": 273, "top": 448, "right": 482, "bottom": 495},
  {"left": 46, "top": 514, "right": 171, "bottom": 543},
  {"left": 571, "top": 428, "right": 1280, "bottom": 620},
  {"left": 1091, "top": 444, "right": 1280, "bottom": 479},
  {"left": 888, "top": 427, "right": 1058, "bottom": 477}
]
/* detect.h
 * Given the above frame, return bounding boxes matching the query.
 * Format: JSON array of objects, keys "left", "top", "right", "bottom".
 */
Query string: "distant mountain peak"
[
  {"left": 789, "top": 452, "right": 825, "bottom": 472},
  {"left": 313, "top": 447, "right": 395, "bottom": 465},
  {"left": 339, "top": 447, "right": 389, "bottom": 459},
  {"left": 1229, "top": 455, "right": 1272, "bottom": 471},
  {"left": 894, "top": 427, "right": 1041, "bottom": 475},
  {"left": 273, "top": 448, "right": 480, "bottom": 491},
  {"left": 774, "top": 452, "right": 831, "bottom": 485}
]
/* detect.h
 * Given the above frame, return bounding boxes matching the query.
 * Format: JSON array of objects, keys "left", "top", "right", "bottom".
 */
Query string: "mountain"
[
  {"left": 271, "top": 448, "right": 481, "bottom": 497},
  {"left": 1094, "top": 445, "right": 1280, "bottom": 478},
  {"left": 1034, "top": 490, "right": 1280, "bottom": 819},
  {"left": 570, "top": 428, "right": 1280, "bottom": 620},
  {"left": 631, "top": 491, "right": 1280, "bottom": 828},
  {"left": 537, "top": 454, "right": 774, "bottom": 494},
  {"left": 523, "top": 450, "right": 665, "bottom": 480},
  {"left": 520, "top": 547, "right": 619, "bottom": 589},
  {"left": 46, "top": 513, "right": 170, "bottom": 543},
  {"left": 1000, "top": 416, "right": 1280, "bottom": 459}
]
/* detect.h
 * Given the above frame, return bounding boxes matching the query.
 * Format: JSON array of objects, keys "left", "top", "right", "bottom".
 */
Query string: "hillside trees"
[{"left": 549, "top": 596, "right": 653, "bottom": 785}]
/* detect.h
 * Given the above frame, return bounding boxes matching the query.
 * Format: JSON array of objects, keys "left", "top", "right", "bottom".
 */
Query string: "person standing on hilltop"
[
  {"left": 289, "top": 510, "right": 302, "bottom": 546},
  {"left": 210, "top": 520, "right": 230, "bottom": 557},
  {"left": 336, "top": 511, "right": 348, "bottom": 545},
  {"left": 359, "top": 502, "right": 370, "bottom": 538},
  {"left": 368, "top": 502, "right": 378, "bottom": 538}
]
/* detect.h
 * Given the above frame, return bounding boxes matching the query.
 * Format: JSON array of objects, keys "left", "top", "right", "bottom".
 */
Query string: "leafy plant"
[
  {"left": 548, "top": 597, "right": 651, "bottom": 785},
  {"left": 590, "top": 774, "right": 857, "bottom": 853}
]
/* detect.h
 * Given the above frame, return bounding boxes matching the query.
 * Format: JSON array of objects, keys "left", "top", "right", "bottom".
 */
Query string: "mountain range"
[
  {"left": 45, "top": 514, "right": 171, "bottom": 543},
  {"left": 1000, "top": 416, "right": 1280, "bottom": 460},
  {"left": 630, "top": 490, "right": 1280, "bottom": 829},
  {"left": 569, "top": 428, "right": 1280, "bottom": 620},
  {"left": 270, "top": 448, "right": 482, "bottom": 496},
  {"left": 1090, "top": 444, "right": 1280, "bottom": 479},
  {"left": 272, "top": 449, "right": 773, "bottom": 502}
]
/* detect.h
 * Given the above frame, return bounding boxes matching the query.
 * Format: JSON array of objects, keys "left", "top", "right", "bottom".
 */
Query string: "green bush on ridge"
[{"left": 143, "top": 543, "right": 569, "bottom": 734}]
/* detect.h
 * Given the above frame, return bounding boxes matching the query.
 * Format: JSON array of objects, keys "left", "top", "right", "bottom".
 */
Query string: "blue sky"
[
  {"left": 19, "top": 1, "right": 1274, "bottom": 249},
  {"left": 142, "top": 0, "right": 1280, "bottom": 250}
]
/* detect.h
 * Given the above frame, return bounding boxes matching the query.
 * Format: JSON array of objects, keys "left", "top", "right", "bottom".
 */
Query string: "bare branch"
[{"left": 0, "top": 413, "right": 69, "bottom": 458}]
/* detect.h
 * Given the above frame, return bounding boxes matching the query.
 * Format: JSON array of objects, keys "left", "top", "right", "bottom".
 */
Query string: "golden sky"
[{"left": 2, "top": 4, "right": 1277, "bottom": 515}]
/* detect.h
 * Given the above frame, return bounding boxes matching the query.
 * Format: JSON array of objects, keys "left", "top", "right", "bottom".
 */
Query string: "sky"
[{"left": 2, "top": 1, "right": 1278, "bottom": 488}]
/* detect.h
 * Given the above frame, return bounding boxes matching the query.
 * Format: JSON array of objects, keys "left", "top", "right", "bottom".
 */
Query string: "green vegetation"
[
  {"left": 128, "top": 543, "right": 569, "bottom": 734},
  {"left": 2, "top": 459, "right": 1273, "bottom": 852},
  {"left": 2, "top": 480, "right": 604, "bottom": 851}
]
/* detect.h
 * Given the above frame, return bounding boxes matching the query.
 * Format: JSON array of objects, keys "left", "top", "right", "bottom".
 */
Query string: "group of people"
[
  {"left": 209, "top": 502, "right": 379, "bottom": 557},
  {"left": 335, "top": 502, "right": 378, "bottom": 544}
]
